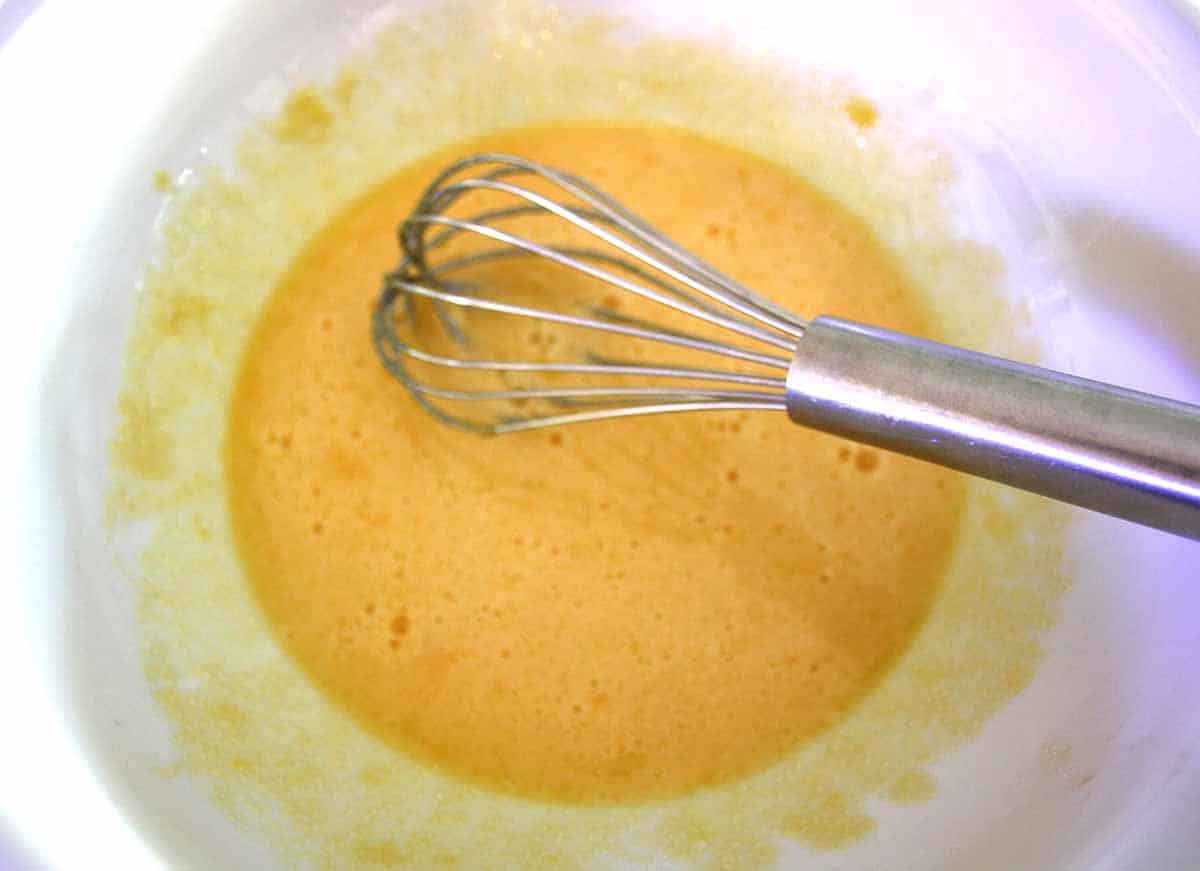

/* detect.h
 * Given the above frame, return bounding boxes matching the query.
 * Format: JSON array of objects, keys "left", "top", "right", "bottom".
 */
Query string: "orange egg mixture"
[{"left": 227, "top": 124, "right": 964, "bottom": 803}]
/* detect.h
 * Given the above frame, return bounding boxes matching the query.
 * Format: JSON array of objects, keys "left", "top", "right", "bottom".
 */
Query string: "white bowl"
[{"left": 2, "top": 1, "right": 1199, "bottom": 868}]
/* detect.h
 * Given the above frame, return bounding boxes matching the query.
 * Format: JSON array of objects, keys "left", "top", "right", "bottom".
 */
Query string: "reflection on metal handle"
[{"left": 786, "top": 317, "right": 1200, "bottom": 542}]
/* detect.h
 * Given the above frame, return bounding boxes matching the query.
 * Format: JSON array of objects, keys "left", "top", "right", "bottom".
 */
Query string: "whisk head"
[{"left": 372, "top": 153, "right": 809, "bottom": 433}]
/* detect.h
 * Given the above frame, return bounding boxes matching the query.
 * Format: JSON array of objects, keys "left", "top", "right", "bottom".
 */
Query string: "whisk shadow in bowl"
[{"left": 1053, "top": 203, "right": 1200, "bottom": 401}]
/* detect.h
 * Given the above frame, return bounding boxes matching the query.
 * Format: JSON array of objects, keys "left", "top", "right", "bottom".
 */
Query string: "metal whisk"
[{"left": 373, "top": 154, "right": 1200, "bottom": 541}]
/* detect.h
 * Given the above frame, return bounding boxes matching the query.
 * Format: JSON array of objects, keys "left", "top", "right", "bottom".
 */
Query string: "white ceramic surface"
[{"left": 2, "top": 1, "right": 1199, "bottom": 868}]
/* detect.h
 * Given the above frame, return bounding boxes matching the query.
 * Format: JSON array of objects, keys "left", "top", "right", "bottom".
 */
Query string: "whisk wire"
[{"left": 390, "top": 279, "right": 793, "bottom": 369}]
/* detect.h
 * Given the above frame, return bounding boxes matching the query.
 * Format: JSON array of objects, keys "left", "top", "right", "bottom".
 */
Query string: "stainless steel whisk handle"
[{"left": 787, "top": 317, "right": 1200, "bottom": 541}]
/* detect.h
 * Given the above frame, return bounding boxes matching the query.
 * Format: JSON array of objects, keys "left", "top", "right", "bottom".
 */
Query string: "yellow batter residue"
[
  {"left": 109, "top": 1, "right": 1068, "bottom": 868},
  {"left": 229, "top": 125, "right": 962, "bottom": 802}
]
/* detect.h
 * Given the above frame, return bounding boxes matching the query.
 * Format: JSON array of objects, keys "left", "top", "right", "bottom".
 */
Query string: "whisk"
[{"left": 372, "top": 154, "right": 1200, "bottom": 541}]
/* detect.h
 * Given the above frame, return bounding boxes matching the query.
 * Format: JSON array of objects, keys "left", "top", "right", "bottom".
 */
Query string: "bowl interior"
[{"left": 4, "top": 1, "right": 1200, "bottom": 868}]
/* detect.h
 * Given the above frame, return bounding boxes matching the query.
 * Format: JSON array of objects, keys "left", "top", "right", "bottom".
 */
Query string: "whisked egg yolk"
[{"left": 227, "top": 123, "right": 965, "bottom": 803}]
